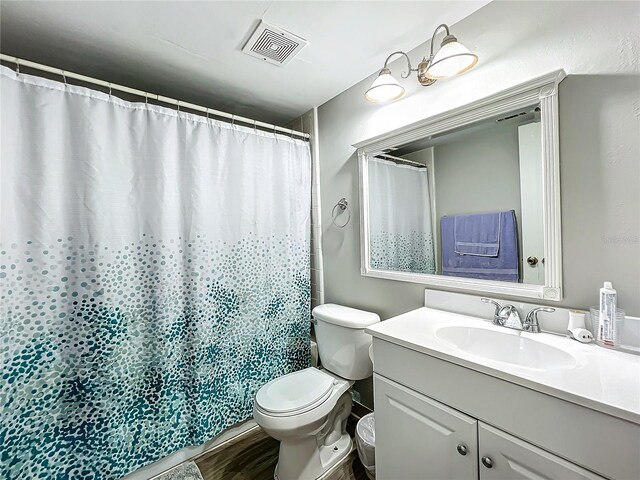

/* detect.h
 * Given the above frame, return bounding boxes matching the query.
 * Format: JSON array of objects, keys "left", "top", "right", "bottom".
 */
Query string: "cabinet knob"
[
  {"left": 456, "top": 444, "right": 468, "bottom": 456},
  {"left": 481, "top": 456, "right": 494, "bottom": 468}
]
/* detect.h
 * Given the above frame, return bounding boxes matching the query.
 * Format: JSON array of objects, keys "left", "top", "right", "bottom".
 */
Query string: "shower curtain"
[
  {"left": 368, "top": 157, "right": 435, "bottom": 274},
  {"left": 0, "top": 66, "right": 311, "bottom": 479}
]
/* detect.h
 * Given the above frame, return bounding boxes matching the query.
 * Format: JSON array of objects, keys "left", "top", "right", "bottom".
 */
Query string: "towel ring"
[{"left": 331, "top": 198, "right": 351, "bottom": 228}]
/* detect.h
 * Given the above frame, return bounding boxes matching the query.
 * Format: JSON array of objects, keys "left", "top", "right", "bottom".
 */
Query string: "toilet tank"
[{"left": 312, "top": 304, "right": 380, "bottom": 380}]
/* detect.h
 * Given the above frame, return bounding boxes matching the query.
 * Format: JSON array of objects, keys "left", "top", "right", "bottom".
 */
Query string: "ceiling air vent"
[{"left": 242, "top": 20, "right": 307, "bottom": 66}]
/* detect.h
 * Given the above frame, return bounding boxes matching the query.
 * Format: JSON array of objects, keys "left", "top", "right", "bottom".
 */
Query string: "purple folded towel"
[
  {"left": 454, "top": 212, "right": 501, "bottom": 257},
  {"left": 441, "top": 211, "right": 519, "bottom": 282}
]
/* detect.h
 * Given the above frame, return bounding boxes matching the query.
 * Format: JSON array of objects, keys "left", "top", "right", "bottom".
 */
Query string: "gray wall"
[
  {"left": 559, "top": 75, "right": 639, "bottom": 316},
  {"left": 432, "top": 124, "right": 523, "bottom": 273},
  {"left": 316, "top": 1, "right": 639, "bottom": 407}
]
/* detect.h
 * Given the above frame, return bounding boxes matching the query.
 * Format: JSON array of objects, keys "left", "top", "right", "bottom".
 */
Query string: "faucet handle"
[
  {"left": 528, "top": 306, "right": 556, "bottom": 317},
  {"left": 524, "top": 307, "right": 556, "bottom": 333},
  {"left": 481, "top": 297, "right": 502, "bottom": 311},
  {"left": 481, "top": 298, "right": 503, "bottom": 324}
]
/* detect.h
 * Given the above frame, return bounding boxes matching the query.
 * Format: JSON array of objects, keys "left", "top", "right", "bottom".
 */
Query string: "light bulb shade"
[
  {"left": 426, "top": 40, "right": 478, "bottom": 79},
  {"left": 365, "top": 71, "right": 405, "bottom": 103}
]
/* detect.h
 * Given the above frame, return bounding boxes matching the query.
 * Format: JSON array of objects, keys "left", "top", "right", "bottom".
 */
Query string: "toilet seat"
[{"left": 255, "top": 367, "right": 335, "bottom": 417}]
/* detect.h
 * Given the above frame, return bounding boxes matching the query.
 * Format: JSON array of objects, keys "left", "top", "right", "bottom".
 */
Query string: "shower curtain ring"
[
  {"left": 231, "top": 115, "right": 235, "bottom": 128},
  {"left": 331, "top": 198, "right": 351, "bottom": 228},
  {"left": 145, "top": 92, "right": 148, "bottom": 105},
  {"left": 15, "top": 59, "right": 20, "bottom": 75},
  {"left": 254, "top": 119, "right": 258, "bottom": 133},
  {"left": 108, "top": 83, "right": 112, "bottom": 97},
  {"left": 62, "top": 72, "right": 67, "bottom": 85},
  {"left": 177, "top": 101, "right": 180, "bottom": 113}
]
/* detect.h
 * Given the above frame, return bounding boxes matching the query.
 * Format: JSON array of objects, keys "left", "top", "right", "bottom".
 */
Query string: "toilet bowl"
[
  {"left": 254, "top": 368, "right": 353, "bottom": 479},
  {"left": 253, "top": 304, "right": 380, "bottom": 480}
]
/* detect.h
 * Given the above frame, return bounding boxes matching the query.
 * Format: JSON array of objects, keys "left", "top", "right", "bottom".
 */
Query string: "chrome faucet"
[
  {"left": 481, "top": 298, "right": 522, "bottom": 329},
  {"left": 523, "top": 306, "right": 556, "bottom": 333},
  {"left": 481, "top": 298, "right": 556, "bottom": 333}
]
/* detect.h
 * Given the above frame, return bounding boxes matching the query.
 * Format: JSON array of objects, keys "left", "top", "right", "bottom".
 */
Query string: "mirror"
[
  {"left": 356, "top": 71, "right": 564, "bottom": 301},
  {"left": 369, "top": 104, "right": 543, "bottom": 283}
]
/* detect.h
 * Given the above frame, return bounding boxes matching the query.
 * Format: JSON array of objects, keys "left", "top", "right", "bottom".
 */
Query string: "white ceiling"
[{"left": 0, "top": 1, "right": 489, "bottom": 125}]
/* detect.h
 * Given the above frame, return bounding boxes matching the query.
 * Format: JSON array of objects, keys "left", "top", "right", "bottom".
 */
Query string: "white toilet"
[{"left": 253, "top": 304, "right": 380, "bottom": 480}]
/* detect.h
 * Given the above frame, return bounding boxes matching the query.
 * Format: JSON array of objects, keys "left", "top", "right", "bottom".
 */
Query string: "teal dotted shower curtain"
[{"left": 0, "top": 66, "right": 311, "bottom": 479}]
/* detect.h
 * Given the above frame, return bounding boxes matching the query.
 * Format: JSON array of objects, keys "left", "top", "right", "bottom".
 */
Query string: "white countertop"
[{"left": 366, "top": 307, "right": 640, "bottom": 425}]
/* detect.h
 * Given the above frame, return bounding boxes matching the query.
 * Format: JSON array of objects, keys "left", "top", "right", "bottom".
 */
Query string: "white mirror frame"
[{"left": 355, "top": 70, "right": 566, "bottom": 301}]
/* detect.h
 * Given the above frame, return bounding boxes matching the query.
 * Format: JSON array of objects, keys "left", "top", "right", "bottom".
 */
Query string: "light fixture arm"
[
  {"left": 382, "top": 51, "right": 414, "bottom": 79},
  {"left": 428, "top": 24, "right": 451, "bottom": 58},
  {"left": 417, "top": 24, "right": 455, "bottom": 87}
]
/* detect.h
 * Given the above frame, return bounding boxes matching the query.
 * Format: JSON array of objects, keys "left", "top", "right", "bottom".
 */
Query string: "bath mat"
[{"left": 155, "top": 461, "right": 204, "bottom": 480}]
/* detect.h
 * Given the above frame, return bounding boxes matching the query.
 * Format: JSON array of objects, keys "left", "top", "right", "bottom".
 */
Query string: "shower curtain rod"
[
  {"left": 0, "top": 54, "right": 310, "bottom": 140},
  {"left": 375, "top": 152, "right": 426, "bottom": 168}
]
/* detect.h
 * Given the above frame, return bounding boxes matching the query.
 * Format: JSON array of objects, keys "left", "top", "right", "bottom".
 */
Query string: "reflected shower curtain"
[
  {"left": 368, "top": 158, "right": 435, "bottom": 274},
  {"left": 0, "top": 66, "right": 311, "bottom": 479}
]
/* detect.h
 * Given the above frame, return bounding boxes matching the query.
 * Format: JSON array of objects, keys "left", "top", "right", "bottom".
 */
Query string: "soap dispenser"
[{"left": 568, "top": 310, "right": 593, "bottom": 343}]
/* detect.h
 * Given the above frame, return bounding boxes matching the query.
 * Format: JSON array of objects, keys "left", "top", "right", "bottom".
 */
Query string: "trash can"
[{"left": 355, "top": 412, "right": 375, "bottom": 479}]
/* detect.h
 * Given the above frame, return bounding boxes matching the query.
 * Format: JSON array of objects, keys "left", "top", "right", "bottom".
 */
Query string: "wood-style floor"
[{"left": 193, "top": 417, "right": 369, "bottom": 480}]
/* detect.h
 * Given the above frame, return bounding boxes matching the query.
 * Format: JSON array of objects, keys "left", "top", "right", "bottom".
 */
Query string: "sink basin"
[{"left": 436, "top": 325, "right": 577, "bottom": 370}]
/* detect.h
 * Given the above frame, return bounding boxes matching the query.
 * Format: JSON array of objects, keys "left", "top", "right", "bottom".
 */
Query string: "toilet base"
[{"left": 274, "top": 432, "right": 352, "bottom": 480}]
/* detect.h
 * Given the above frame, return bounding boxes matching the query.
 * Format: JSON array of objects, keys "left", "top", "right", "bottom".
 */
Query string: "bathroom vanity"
[{"left": 366, "top": 308, "right": 640, "bottom": 480}]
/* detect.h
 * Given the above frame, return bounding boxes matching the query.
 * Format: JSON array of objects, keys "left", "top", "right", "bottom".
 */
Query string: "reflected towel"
[
  {"left": 454, "top": 212, "right": 501, "bottom": 257},
  {"left": 441, "top": 211, "right": 519, "bottom": 282}
]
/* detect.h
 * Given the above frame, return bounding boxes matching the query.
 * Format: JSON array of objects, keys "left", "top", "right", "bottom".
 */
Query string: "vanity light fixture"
[
  {"left": 364, "top": 66, "right": 406, "bottom": 103},
  {"left": 365, "top": 24, "right": 478, "bottom": 103}
]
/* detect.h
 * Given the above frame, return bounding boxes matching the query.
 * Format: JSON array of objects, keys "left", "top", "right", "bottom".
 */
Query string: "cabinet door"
[
  {"left": 478, "top": 422, "right": 605, "bottom": 480},
  {"left": 374, "top": 374, "right": 478, "bottom": 480}
]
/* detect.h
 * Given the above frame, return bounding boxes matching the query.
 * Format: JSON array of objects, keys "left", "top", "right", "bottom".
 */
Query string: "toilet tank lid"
[{"left": 312, "top": 304, "right": 380, "bottom": 328}]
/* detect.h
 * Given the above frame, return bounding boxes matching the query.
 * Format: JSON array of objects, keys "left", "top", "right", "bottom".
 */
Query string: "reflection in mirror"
[
  {"left": 368, "top": 156, "right": 435, "bottom": 274},
  {"left": 367, "top": 103, "right": 544, "bottom": 285}
]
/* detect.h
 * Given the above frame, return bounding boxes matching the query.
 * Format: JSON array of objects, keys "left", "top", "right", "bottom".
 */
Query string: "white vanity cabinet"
[
  {"left": 478, "top": 423, "right": 603, "bottom": 480},
  {"left": 367, "top": 308, "right": 640, "bottom": 480},
  {"left": 374, "top": 375, "right": 604, "bottom": 480},
  {"left": 374, "top": 375, "right": 478, "bottom": 480},
  {"left": 375, "top": 375, "right": 605, "bottom": 480}
]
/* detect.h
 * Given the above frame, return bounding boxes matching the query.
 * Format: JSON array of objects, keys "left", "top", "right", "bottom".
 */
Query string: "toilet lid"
[{"left": 255, "top": 368, "right": 334, "bottom": 415}]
